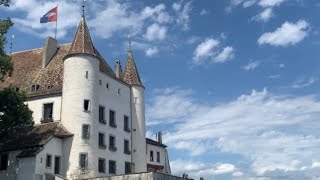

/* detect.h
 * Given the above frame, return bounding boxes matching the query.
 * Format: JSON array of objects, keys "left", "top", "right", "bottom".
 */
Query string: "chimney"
[
  {"left": 42, "top": 37, "right": 58, "bottom": 68},
  {"left": 157, "top": 131, "right": 162, "bottom": 144},
  {"left": 115, "top": 60, "right": 123, "bottom": 79}
]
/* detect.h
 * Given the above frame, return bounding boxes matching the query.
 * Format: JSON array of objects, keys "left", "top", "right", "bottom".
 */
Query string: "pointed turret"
[
  {"left": 123, "top": 42, "right": 143, "bottom": 86},
  {"left": 66, "top": 16, "right": 97, "bottom": 58}
]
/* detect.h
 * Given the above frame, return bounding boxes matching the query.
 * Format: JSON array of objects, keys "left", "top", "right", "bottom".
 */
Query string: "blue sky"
[{"left": 2, "top": 0, "right": 320, "bottom": 179}]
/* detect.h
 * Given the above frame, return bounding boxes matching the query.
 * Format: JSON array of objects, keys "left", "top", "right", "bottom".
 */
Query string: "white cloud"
[
  {"left": 172, "top": 1, "right": 192, "bottom": 30},
  {"left": 192, "top": 38, "right": 235, "bottom": 65},
  {"left": 200, "top": 9, "right": 208, "bottom": 16},
  {"left": 146, "top": 88, "right": 320, "bottom": 178},
  {"left": 233, "top": 171, "right": 244, "bottom": 177},
  {"left": 258, "top": 0, "right": 286, "bottom": 7},
  {"left": 145, "top": 47, "right": 159, "bottom": 57},
  {"left": 252, "top": 8, "right": 273, "bottom": 22},
  {"left": 214, "top": 46, "right": 235, "bottom": 63},
  {"left": 258, "top": 20, "right": 309, "bottom": 47},
  {"left": 144, "top": 23, "right": 167, "bottom": 41},
  {"left": 292, "top": 77, "right": 317, "bottom": 89},
  {"left": 192, "top": 38, "right": 220, "bottom": 64},
  {"left": 242, "top": 61, "right": 260, "bottom": 71}
]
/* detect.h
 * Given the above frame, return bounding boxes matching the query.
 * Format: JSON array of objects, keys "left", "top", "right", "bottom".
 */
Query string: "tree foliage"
[
  {"left": 0, "top": 1, "right": 13, "bottom": 82},
  {"left": 0, "top": 87, "right": 34, "bottom": 143}
]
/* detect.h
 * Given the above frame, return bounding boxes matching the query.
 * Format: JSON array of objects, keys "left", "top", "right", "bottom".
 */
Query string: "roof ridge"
[{"left": 10, "top": 43, "right": 71, "bottom": 55}]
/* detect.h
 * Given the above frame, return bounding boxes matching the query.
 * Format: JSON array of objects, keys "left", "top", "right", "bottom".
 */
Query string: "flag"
[{"left": 40, "top": 6, "right": 57, "bottom": 23}]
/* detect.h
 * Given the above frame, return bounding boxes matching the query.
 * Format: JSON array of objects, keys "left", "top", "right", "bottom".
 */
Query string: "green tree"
[
  {"left": 0, "top": 87, "right": 34, "bottom": 143},
  {"left": 0, "top": 1, "right": 34, "bottom": 143},
  {"left": 0, "top": 0, "right": 13, "bottom": 82}
]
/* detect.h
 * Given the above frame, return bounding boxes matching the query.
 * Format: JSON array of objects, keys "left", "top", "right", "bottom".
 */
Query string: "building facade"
[{"left": 0, "top": 14, "right": 171, "bottom": 180}]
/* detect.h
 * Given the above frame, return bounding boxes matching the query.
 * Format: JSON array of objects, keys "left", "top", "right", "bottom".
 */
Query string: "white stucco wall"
[
  {"left": 26, "top": 95, "right": 62, "bottom": 124},
  {"left": 35, "top": 137, "right": 63, "bottom": 177},
  {"left": 17, "top": 157, "right": 36, "bottom": 180},
  {"left": 61, "top": 54, "right": 132, "bottom": 179},
  {"left": 131, "top": 86, "right": 147, "bottom": 173}
]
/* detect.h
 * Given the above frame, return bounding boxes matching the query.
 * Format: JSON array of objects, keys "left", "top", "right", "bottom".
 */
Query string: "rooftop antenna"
[{"left": 9, "top": 34, "right": 14, "bottom": 54}]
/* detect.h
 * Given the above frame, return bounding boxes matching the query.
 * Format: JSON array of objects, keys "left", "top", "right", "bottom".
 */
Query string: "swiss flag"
[{"left": 40, "top": 6, "right": 57, "bottom": 23}]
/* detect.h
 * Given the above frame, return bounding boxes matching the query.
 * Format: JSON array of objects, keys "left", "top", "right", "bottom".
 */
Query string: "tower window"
[
  {"left": 150, "top": 151, "right": 154, "bottom": 162},
  {"left": 83, "top": 100, "right": 90, "bottom": 112},
  {"left": 79, "top": 153, "right": 88, "bottom": 169},
  {"left": 85, "top": 71, "right": 88, "bottom": 79},
  {"left": 117, "top": 88, "right": 121, "bottom": 95},
  {"left": 106, "top": 83, "right": 109, "bottom": 89},
  {"left": 82, "top": 124, "right": 90, "bottom": 139},
  {"left": 99, "top": 80, "right": 102, "bottom": 85},
  {"left": 125, "top": 162, "right": 131, "bottom": 174},
  {"left": 98, "top": 158, "right": 106, "bottom": 173},
  {"left": 109, "top": 160, "right": 116, "bottom": 174}
]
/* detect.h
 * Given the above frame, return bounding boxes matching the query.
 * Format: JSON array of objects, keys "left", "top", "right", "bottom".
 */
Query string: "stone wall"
[{"left": 78, "top": 172, "right": 184, "bottom": 180}]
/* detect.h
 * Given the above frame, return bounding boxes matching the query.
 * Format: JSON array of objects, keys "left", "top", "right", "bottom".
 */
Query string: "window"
[
  {"left": 31, "top": 84, "right": 40, "bottom": 92},
  {"left": 124, "top": 115, "right": 130, "bottom": 132},
  {"left": 124, "top": 140, "right": 130, "bottom": 155},
  {"left": 150, "top": 151, "right": 154, "bottom": 162},
  {"left": 79, "top": 153, "right": 88, "bottom": 169},
  {"left": 84, "top": 100, "right": 90, "bottom": 111},
  {"left": 0, "top": 154, "right": 8, "bottom": 171},
  {"left": 82, "top": 124, "right": 90, "bottom": 139},
  {"left": 99, "top": 106, "right": 106, "bottom": 124},
  {"left": 98, "top": 133, "right": 106, "bottom": 148},
  {"left": 106, "top": 83, "right": 109, "bottom": 89},
  {"left": 98, "top": 158, "right": 106, "bottom": 173},
  {"left": 42, "top": 103, "right": 53, "bottom": 122},
  {"left": 85, "top": 71, "right": 88, "bottom": 79},
  {"left": 109, "top": 135, "right": 117, "bottom": 151},
  {"left": 125, "top": 162, "right": 131, "bottom": 174},
  {"left": 46, "top": 154, "right": 52, "bottom": 168},
  {"left": 54, "top": 156, "right": 61, "bottom": 175},
  {"left": 117, "top": 88, "right": 121, "bottom": 95},
  {"left": 109, "top": 110, "right": 117, "bottom": 128},
  {"left": 109, "top": 160, "right": 116, "bottom": 174},
  {"left": 99, "top": 80, "right": 102, "bottom": 85},
  {"left": 157, "top": 152, "right": 160, "bottom": 163}
]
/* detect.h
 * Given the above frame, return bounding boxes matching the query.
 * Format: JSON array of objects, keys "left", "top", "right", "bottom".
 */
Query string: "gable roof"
[
  {"left": 0, "top": 122, "right": 72, "bottom": 153},
  {"left": 123, "top": 50, "right": 143, "bottom": 86},
  {"left": 146, "top": 138, "right": 167, "bottom": 148}
]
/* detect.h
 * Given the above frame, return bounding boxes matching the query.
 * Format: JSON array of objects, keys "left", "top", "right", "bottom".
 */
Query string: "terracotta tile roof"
[
  {"left": 0, "top": 122, "right": 73, "bottom": 152},
  {"left": 123, "top": 51, "right": 143, "bottom": 86},
  {"left": 146, "top": 138, "right": 167, "bottom": 148},
  {"left": 0, "top": 45, "right": 69, "bottom": 97},
  {"left": 67, "top": 17, "right": 96, "bottom": 57}
]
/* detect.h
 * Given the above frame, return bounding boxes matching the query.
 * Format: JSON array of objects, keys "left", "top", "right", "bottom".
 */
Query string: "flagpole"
[{"left": 55, "top": 4, "right": 58, "bottom": 40}]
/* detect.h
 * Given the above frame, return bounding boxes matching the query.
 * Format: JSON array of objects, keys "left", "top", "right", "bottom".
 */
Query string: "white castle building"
[{"left": 0, "top": 13, "right": 171, "bottom": 180}]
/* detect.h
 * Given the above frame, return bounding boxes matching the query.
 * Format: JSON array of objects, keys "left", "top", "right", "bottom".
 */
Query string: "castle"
[{"left": 0, "top": 12, "right": 171, "bottom": 180}]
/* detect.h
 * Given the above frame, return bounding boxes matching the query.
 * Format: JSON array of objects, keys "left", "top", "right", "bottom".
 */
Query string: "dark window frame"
[
  {"left": 109, "top": 110, "right": 117, "bottom": 128},
  {"left": 99, "top": 106, "right": 106, "bottom": 124},
  {"left": 98, "top": 133, "right": 106, "bottom": 149},
  {"left": 157, "top": 151, "right": 160, "bottom": 163},
  {"left": 109, "top": 135, "right": 117, "bottom": 152},
  {"left": 98, "top": 158, "right": 106, "bottom": 173},
  {"left": 0, "top": 153, "right": 8, "bottom": 171},
  {"left": 108, "top": 160, "right": 116, "bottom": 174},
  {"left": 150, "top": 151, "right": 154, "bottom": 162},
  {"left": 125, "top": 162, "right": 131, "bottom": 174},
  {"left": 46, "top": 154, "right": 52, "bottom": 168},
  {"left": 42, "top": 103, "right": 53, "bottom": 123},
  {"left": 124, "top": 139, "right": 131, "bottom": 155},
  {"left": 124, "top": 115, "right": 130, "bottom": 132},
  {"left": 82, "top": 124, "right": 90, "bottom": 139},
  {"left": 79, "top": 153, "right": 88, "bottom": 169},
  {"left": 83, "top": 99, "right": 90, "bottom": 112}
]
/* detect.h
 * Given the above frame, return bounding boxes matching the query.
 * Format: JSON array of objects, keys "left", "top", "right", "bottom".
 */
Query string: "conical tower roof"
[
  {"left": 123, "top": 45, "right": 142, "bottom": 86},
  {"left": 66, "top": 17, "right": 97, "bottom": 57}
]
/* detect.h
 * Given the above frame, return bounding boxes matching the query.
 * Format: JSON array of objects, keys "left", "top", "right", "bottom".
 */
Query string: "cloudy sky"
[{"left": 1, "top": 0, "right": 320, "bottom": 179}]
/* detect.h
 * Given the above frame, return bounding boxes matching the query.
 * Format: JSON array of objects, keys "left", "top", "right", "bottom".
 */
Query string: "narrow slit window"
[
  {"left": 85, "top": 71, "right": 88, "bottom": 79},
  {"left": 84, "top": 100, "right": 90, "bottom": 111},
  {"left": 82, "top": 124, "right": 90, "bottom": 139}
]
